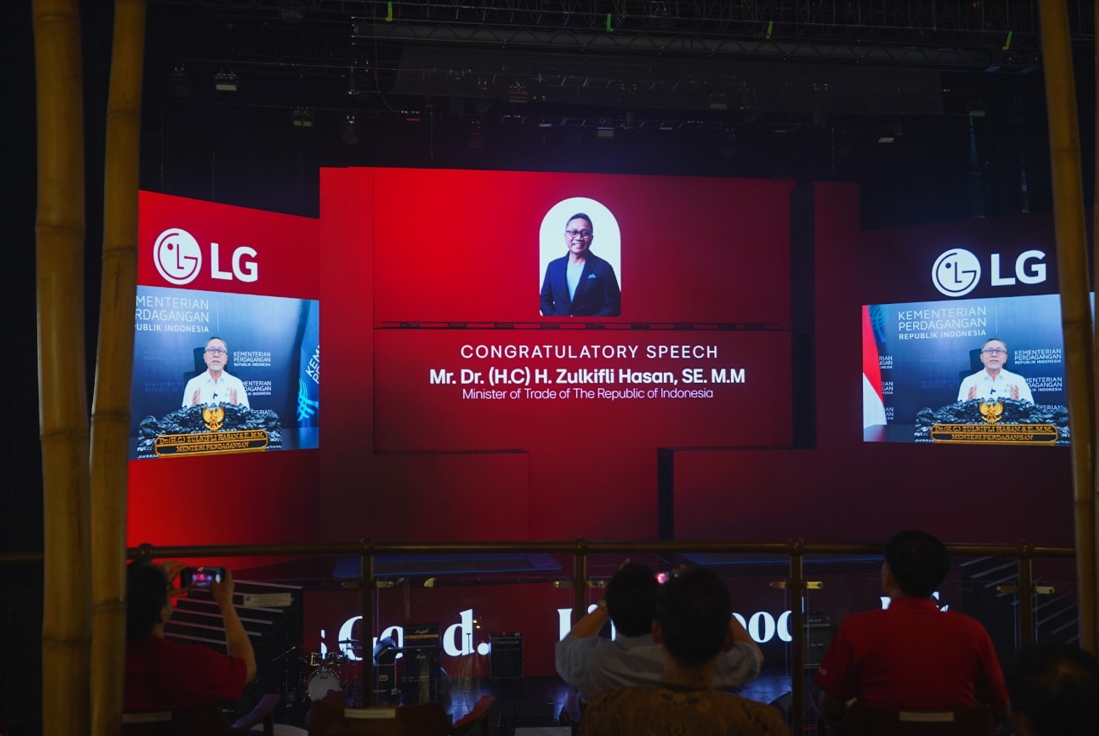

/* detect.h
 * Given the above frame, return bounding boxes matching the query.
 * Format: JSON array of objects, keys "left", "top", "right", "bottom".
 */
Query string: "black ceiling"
[{"left": 139, "top": 0, "right": 1096, "bottom": 227}]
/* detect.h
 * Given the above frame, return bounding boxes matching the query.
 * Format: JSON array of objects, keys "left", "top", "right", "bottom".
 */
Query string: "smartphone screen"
[{"left": 181, "top": 566, "right": 224, "bottom": 589}]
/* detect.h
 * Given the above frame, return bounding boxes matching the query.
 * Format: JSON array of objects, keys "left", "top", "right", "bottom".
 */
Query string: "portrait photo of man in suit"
[{"left": 539, "top": 212, "right": 622, "bottom": 317}]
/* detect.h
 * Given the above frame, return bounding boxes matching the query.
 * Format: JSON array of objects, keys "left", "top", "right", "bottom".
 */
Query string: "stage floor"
[{"left": 276, "top": 673, "right": 804, "bottom": 734}]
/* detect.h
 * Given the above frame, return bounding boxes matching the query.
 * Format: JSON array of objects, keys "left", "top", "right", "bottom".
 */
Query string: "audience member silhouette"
[
  {"left": 815, "top": 530, "right": 1008, "bottom": 724},
  {"left": 556, "top": 561, "right": 761, "bottom": 699},
  {"left": 124, "top": 561, "right": 256, "bottom": 711},
  {"left": 1009, "top": 640, "right": 1099, "bottom": 736},
  {"left": 578, "top": 567, "right": 788, "bottom": 735}
]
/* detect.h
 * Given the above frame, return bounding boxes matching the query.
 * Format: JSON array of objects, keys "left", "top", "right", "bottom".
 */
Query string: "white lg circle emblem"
[
  {"left": 153, "top": 228, "right": 203, "bottom": 285},
  {"left": 932, "top": 248, "right": 981, "bottom": 297}
]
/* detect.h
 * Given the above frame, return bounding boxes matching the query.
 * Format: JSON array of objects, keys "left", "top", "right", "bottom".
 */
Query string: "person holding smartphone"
[
  {"left": 124, "top": 560, "right": 257, "bottom": 711},
  {"left": 556, "top": 561, "right": 761, "bottom": 702}
]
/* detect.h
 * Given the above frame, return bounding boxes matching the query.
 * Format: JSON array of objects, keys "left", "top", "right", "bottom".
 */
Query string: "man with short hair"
[
  {"left": 578, "top": 568, "right": 788, "bottom": 735},
  {"left": 1009, "top": 641, "right": 1099, "bottom": 736},
  {"left": 957, "top": 337, "right": 1034, "bottom": 403},
  {"left": 555, "top": 562, "right": 761, "bottom": 699},
  {"left": 540, "top": 213, "right": 621, "bottom": 317},
  {"left": 815, "top": 530, "right": 1008, "bottom": 724},
  {"left": 182, "top": 335, "right": 250, "bottom": 408},
  {"left": 124, "top": 561, "right": 256, "bottom": 711}
]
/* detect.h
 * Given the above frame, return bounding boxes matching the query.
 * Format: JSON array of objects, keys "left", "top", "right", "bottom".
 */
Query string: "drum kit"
[{"left": 300, "top": 638, "right": 363, "bottom": 705}]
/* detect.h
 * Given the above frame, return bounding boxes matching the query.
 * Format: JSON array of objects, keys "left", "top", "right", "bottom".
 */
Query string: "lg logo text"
[
  {"left": 931, "top": 247, "right": 1045, "bottom": 298},
  {"left": 154, "top": 227, "right": 258, "bottom": 286}
]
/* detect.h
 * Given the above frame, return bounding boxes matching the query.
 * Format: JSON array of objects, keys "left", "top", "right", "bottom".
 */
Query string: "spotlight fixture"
[
  {"left": 291, "top": 108, "right": 313, "bottom": 127},
  {"left": 340, "top": 115, "right": 358, "bottom": 145},
  {"left": 467, "top": 120, "right": 484, "bottom": 149},
  {"left": 214, "top": 71, "right": 239, "bottom": 92},
  {"left": 596, "top": 127, "right": 615, "bottom": 140},
  {"left": 508, "top": 82, "right": 529, "bottom": 105},
  {"left": 168, "top": 66, "right": 191, "bottom": 98},
  {"left": 280, "top": 0, "right": 305, "bottom": 23}
]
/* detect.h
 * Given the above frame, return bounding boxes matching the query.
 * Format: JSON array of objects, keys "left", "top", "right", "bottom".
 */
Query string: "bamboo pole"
[
  {"left": 33, "top": 0, "right": 92, "bottom": 734},
  {"left": 1039, "top": 0, "right": 1097, "bottom": 655},
  {"left": 1093, "top": 0, "right": 1099, "bottom": 661},
  {"left": 90, "top": 2, "right": 146, "bottom": 735}
]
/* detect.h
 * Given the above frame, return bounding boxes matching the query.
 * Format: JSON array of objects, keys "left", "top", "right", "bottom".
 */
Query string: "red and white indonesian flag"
[{"left": 862, "top": 305, "right": 886, "bottom": 428}]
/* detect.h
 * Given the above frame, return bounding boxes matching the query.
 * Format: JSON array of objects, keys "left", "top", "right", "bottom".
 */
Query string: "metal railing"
[{"left": 0, "top": 538, "right": 1077, "bottom": 734}]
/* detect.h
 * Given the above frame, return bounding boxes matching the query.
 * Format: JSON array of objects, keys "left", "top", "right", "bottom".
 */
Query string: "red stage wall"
[
  {"left": 128, "top": 175, "right": 1074, "bottom": 554},
  {"left": 129, "top": 193, "right": 321, "bottom": 552}
]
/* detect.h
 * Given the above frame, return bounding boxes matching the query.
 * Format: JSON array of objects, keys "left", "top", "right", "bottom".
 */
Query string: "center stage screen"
[{"left": 367, "top": 169, "right": 796, "bottom": 451}]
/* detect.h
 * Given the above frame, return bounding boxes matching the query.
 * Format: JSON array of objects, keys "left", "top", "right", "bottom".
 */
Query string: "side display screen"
[{"left": 863, "top": 294, "right": 1068, "bottom": 445}]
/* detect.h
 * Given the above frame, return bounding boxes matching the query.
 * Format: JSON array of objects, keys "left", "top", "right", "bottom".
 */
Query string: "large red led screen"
[
  {"left": 356, "top": 169, "right": 798, "bottom": 484},
  {"left": 371, "top": 169, "right": 793, "bottom": 324}
]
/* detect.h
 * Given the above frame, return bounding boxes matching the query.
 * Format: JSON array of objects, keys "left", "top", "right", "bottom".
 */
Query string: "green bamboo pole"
[
  {"left": 1039, "top": 0, "right": 1097, "bottom": 654},
  {"left": 90, "top": 2, "right": 146, "bottom": 734},
  {"left": 33, "top": 0, "right": 92, "bottom": 733}
]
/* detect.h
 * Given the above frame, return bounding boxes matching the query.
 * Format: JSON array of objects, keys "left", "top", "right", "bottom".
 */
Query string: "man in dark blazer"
[{"left": 540, "top": 213, "right": 621, "bottom": 317}]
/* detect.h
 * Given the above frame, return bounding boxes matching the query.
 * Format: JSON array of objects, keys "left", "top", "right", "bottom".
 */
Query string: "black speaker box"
[
  {"left": 489, "top": 635, "right": 523, "bottom": 679},
  {"left": 400, "top": 647, "right": 440, "bottom": 704},
  {"left": 804, "top": 626, "right": 832, "bottom": 668}
]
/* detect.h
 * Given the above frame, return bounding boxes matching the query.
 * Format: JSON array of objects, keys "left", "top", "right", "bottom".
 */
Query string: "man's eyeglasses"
[
  {"left": 205, "top": 347, "right": 227, "bottom": 356},
  {"left": 565, "top": 229, "right": 593, "bottom": 239},
  {"left": 981, "top": 348, "right": 1007, "bottom": 356}
]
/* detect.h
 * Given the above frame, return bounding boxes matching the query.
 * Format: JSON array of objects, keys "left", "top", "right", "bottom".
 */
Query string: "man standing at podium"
[
  {"left": 957, "top": 337, "right": 1033, "bottom": 403},
  {"left": 182, "top": 336, "right": 250, "bottom": 408}
]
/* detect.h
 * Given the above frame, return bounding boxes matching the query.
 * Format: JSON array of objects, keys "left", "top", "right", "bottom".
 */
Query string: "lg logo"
[
  {"left": 932, "top": 247, "right": 1046, "bottom": 298},
  {"left": 153, "top": 228, "right": 258, "bottom": 286}
]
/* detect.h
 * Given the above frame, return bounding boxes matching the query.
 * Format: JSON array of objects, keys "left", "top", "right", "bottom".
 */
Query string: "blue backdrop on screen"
[
  {"left": 870, "top": 294, "right": 1065, "bottom": 426},
  {"left": 132, "top": 286, "right": 321, "bottom": 449}
]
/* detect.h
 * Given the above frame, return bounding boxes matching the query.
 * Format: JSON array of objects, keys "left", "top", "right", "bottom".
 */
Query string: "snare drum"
[
  {"left": 324, "top": 651, "right": 347, "bottom": 667},
  {"left": 306, "top": 668, "right": 341, "bottom": 701}
]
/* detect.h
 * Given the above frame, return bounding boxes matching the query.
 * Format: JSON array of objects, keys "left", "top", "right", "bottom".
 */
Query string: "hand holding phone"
[{"left": 180, "top": 566, "right": 226, "bottom": 589}]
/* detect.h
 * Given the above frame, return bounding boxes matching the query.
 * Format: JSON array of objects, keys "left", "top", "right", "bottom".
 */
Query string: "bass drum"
[{"left": 306, "top": 668, "right": 341, "bottom": 701}]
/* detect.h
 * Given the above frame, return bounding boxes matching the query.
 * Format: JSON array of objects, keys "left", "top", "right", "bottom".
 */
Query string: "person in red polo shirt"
[
  {"left": 124, "top": 561, "right": 256, "bottom": 711},
  {"left": 814, "top": 530, "right": 1008, "bottom": 725}
]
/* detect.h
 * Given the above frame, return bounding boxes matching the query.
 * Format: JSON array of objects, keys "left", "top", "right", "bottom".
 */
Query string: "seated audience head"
[
  {"left": 654, "top": 567, "right": 731, "bottom": 668},
  {"left": 605, "top": 562, "right": 659, "bottom": 637},
  {"left": 883, "top": 529, "right": 949, "bottom": 598},
  {"left": 126, "top": 561, "right": 171, "bottom": 639},
  {"left": 1009, "top": 641, "right": 1099, "bottom": 736}
]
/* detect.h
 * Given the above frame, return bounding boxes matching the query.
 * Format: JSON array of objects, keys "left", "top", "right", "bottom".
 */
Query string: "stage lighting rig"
[
  {"left": 168, "top": 66, "right": 191, "bottom": 98},
  {"left": 291, "top": 108, "right": 314, "bottom": 127},
  {"left": 214, "top": 71, "right": 239, "bottom": 92},
  {"left": 508, "top": 82, "right": 529, "bottom": 105},
  {"left": 340, "top": 115, "right": 359, "bottom": 145}
]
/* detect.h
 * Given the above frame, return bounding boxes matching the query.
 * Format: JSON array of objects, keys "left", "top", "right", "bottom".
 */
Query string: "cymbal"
[{"left": 338, "top": 638, "right": 359, "bottom": 644}]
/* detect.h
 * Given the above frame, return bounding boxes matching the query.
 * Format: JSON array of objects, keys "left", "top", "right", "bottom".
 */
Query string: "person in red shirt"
[
  {"left": 124, "top": 561, "right": 257, "bottom": 712},
  {"left": 814, "top": 530, "right": 1008, "bottom": 725}
]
